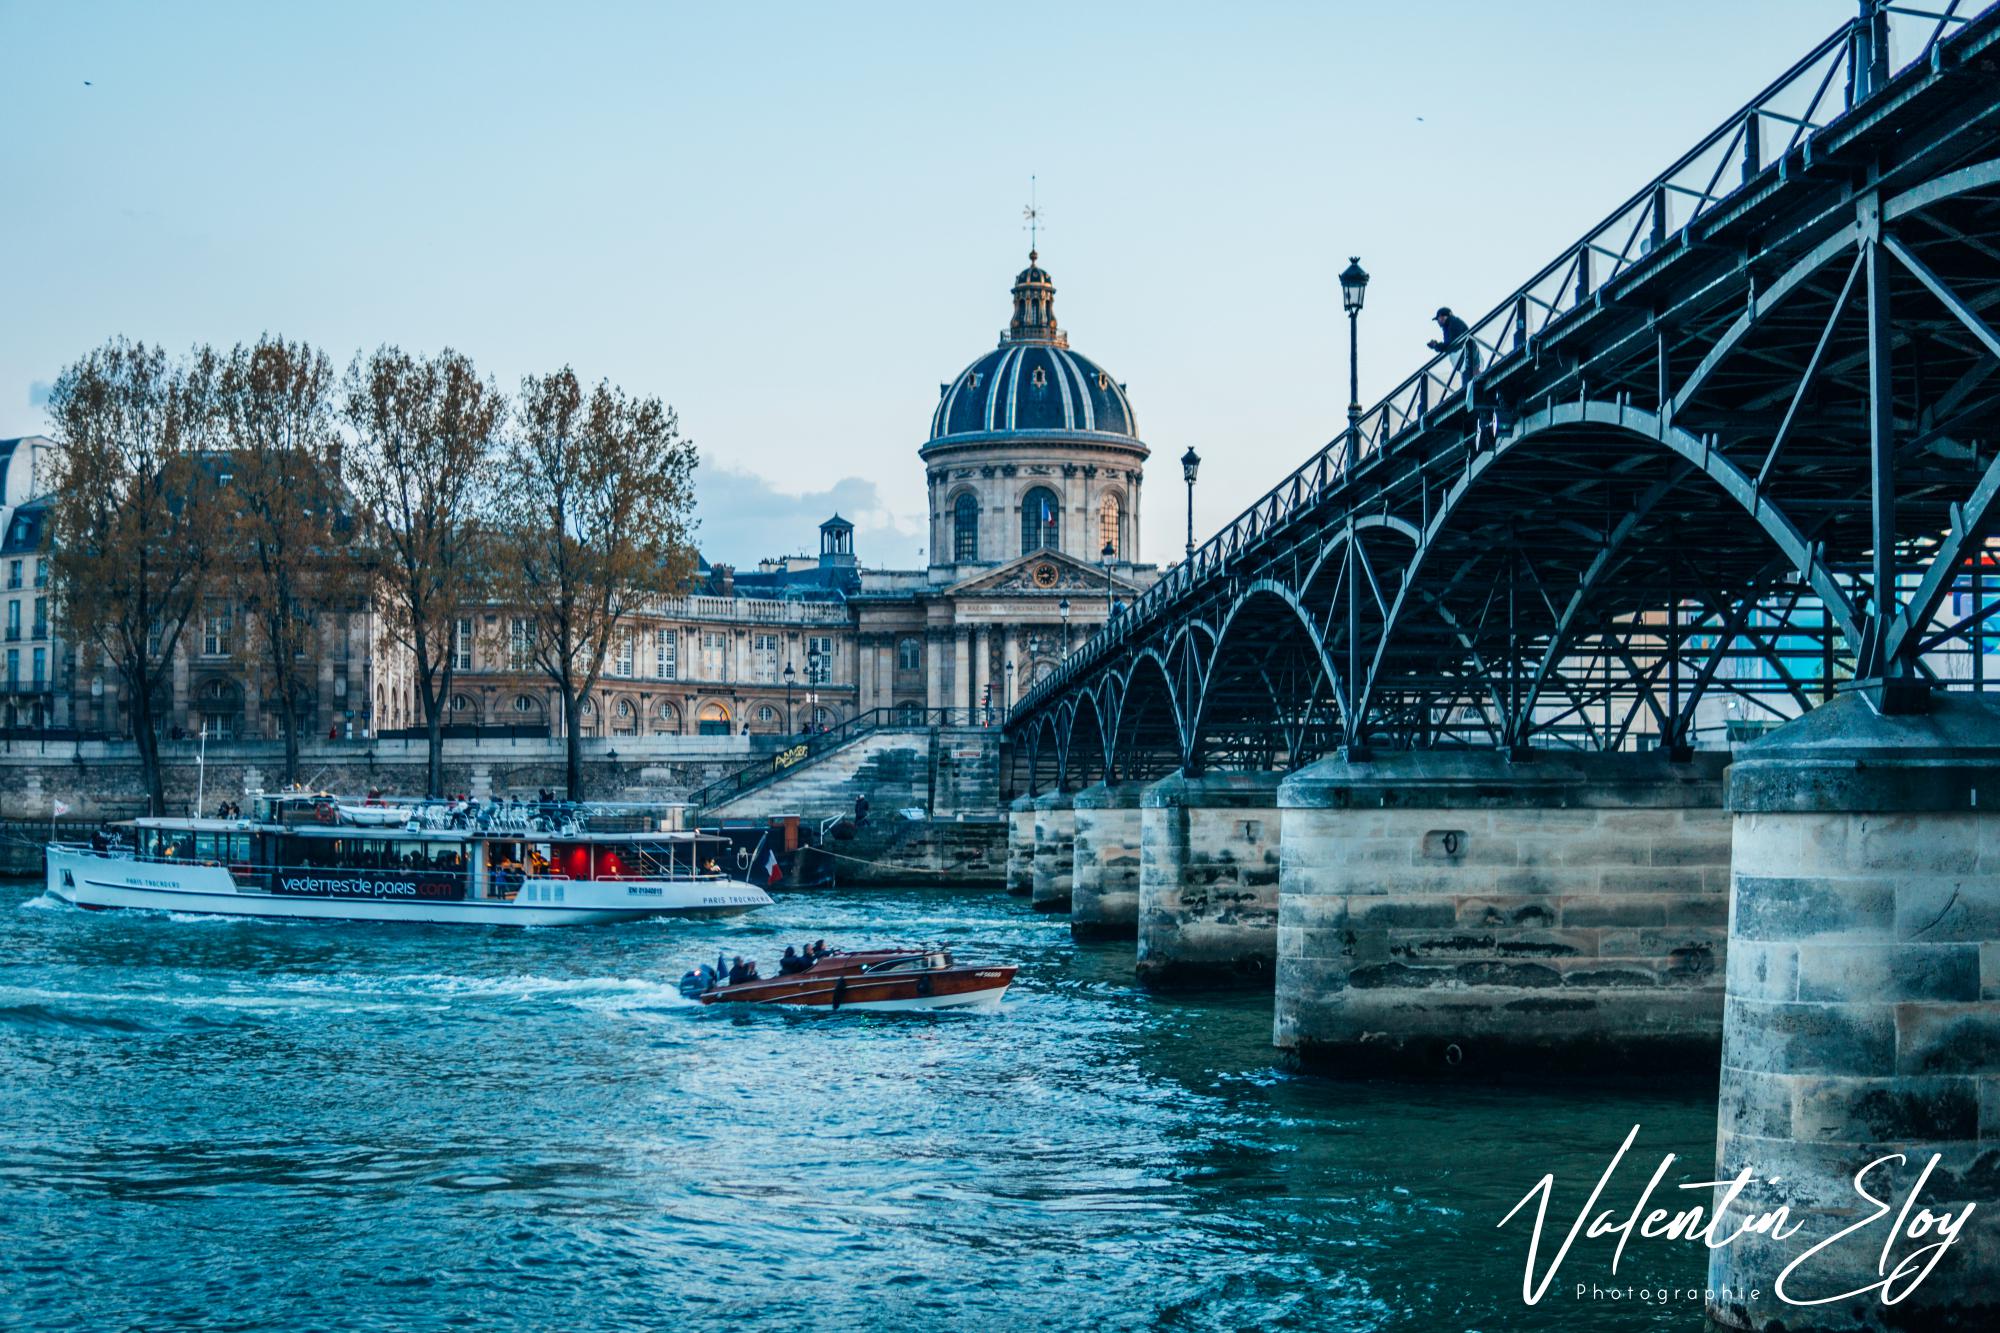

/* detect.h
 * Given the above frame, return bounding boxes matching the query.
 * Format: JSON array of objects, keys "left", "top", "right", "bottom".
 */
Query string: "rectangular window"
[
  {"left": 32, "top": 596, "right": 46, "bottom": 639},
  {"left": 656, "top": 629, "right": 678, "bottom": 680},
  {"left": 32, "top": 647, "right": 45, "bottom": 686},
  {"left": 453, "top": 617, "right": 474, "bottom": 672},
  {"left": 701, "top": 631, "right": 727, "bottom": 680},
  {"left": 807, "top": 635, "right": 834, "bottom": 684},
  {"left": 203, "top": 604, "right": 231, "bottom": 656},
  {"left": 34, "top": 558, "right": 48, "bottom": 589},
  {"left": 4, "top": 649, "right": 16, "bottom": 686},
  {"left": 5, "top": 560, "right": 19, "bottom": 590},
  {"left": 753, "top": 633, "right": 778, "bottom": 684},
  {"left": 4, "top": 600, "right": 17, "bottom": 641},
  {"left": 616, "top": 630, "right": 635, "bottom": 678},
  {"left": 509, "top": 618, "right": 536, "bottom": 671}
]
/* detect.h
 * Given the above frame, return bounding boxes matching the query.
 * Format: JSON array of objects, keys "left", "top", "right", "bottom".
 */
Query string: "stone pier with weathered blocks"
[
  {"left": 1707, "top": 693, "right": 2000, "bottom": 1332},
  {"left": 1070, "top": 781, "right": 1147, "bottom": 940},
  {"left": 1006, "top": 795, "right": 1036, "bottom": 897},
  {"left": 1137, "top": 771, "right": 1284, "bottom": 986},
  {"left": 1274, "top": 750, "right": 1731, "bottom": 1074},
  {"left": 1030, "top": 791, "right": 1076, "bottom": 913}
]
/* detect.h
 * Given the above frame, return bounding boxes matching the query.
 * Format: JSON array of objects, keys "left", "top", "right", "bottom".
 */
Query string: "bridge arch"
[
  {"left": 1187, "top": 581, "right": 1340, "bottom": 773},
  {"left": 1110, "top": 648, "right": 1186, "bottom": 780}
]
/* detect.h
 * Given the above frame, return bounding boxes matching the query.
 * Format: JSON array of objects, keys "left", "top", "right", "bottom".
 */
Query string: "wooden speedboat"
[{"left": 686, "top": 948, "right": 1014, "bottom": 1012}]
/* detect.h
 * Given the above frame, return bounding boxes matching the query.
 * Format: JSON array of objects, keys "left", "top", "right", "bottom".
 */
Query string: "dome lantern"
[{"left": 1006, "top": 251, "right": 1065, "bottom": 348}]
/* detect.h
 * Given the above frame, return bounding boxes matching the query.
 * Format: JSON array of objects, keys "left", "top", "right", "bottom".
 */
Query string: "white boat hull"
[
  {"left": 827, "top": 986, "right": 1009, "bottom": 1013},
  {"left": 43, "top": 849, "right": 771, "bottom": 927}
]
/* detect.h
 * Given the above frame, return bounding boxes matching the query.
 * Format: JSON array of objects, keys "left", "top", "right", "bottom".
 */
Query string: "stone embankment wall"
[{"left": 0, "top": 735, "right": 777, "bottom": 822}]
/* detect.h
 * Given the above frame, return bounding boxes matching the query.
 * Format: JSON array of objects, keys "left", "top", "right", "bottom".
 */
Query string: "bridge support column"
[
  {"left": 1708, "top": 694, "right": 2000, "bottom": 1332},
  {"left": 1006, "top": 794, "right": 1036, "bottom": 897},
  {"left": 1030, "top": 791, "right": 1075, "bottom": 913},
  {"left": 1274, "top": 750, "right": 1730, "bottom": 1075},
  {"left": 1071, "top": 781, "right": 1148, "bottom": 941},
  {"left": 1137, "top": 771, "right": 1284, "bottom": 987}
]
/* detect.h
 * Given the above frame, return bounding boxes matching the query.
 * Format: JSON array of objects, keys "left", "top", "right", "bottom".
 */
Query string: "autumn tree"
[
  {"left": 215, "top": 335, "right": 356, "bottom": 787},
  {"left": 341, "top": 347, "right": 502, "bottom": 796},
  {"left": 487, "top": 368, "right": 698, "bottom": 799},
  {"left": 44, "top": 339, "right": 221, "bottom": 814}
]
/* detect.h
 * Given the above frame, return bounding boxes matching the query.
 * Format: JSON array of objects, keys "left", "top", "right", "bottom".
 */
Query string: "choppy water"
[{"left": 2, "top": 879, "right": 1727, "bottom": 1331}]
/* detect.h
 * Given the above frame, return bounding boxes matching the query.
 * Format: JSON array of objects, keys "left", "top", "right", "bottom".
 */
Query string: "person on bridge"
[{"left": 1427, "top": 307, "right": 1481, "bottom": 380}]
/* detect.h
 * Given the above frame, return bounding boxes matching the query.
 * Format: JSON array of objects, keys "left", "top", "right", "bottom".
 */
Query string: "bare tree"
[
  {"left": 341, "top": 347, "right": 502, "bottom": 796},
  {"left": 44, "top": 339, "right": 221, "bottom": 814},
  {"left": 488, "top": 368, "right": 698, "bottom": 799},
  {"left": 216, "top": 335, "right": 356, "bottom": 787}
]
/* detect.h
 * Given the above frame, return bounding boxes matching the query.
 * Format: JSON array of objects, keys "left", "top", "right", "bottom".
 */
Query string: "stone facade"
[
  {"left": 1006, "top": 795, "right": 1036, "bottom": 897},
  {"left": 1708, "top": 693, "right": 2000, "bottom": 1331},
  {"left": 1274, "top": 750, "right": 1730, "bottom": 1075},
  {"left": 1137, "top": 771, "right": 1284, "bottom": 987}
]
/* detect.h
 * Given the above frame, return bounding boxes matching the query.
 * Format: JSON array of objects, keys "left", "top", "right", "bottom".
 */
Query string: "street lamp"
[
  {"left": 1102, "top": 540, "right": 1116, "bottom": 617},
  {"left": 1058, "top": 596, "right": 1071, "bottom": 654},
  {"left": 783, "top": 661, "right": 796, "bottom": 734},
  {"left": 1004, "top": 658, "right": 1015, "bottom": 715},
  {"left": 1180, "top": 445, "right": 1201, "bottom": 560},
  {"left": 1339, "top": 256, "right": 1370, "bottom": 454}
]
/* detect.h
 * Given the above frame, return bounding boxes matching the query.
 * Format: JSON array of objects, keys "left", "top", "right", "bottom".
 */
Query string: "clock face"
[{"left": 1032, "top": 562, "right": 1059, "bottom": 589}]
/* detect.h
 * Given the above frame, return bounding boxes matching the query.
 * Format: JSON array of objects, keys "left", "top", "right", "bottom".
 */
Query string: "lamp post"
[
  {"left": 1102, "top": 540, "right": 1116, "bottom": 618},
  {"left": 1180, "top": 445, "right": 1200, "bottom": 560},
  {"left": 1339, "top": 256, "right": 1370, "bottom": 466},
  {"left": 783, "top": 661, "right": 796, "bottom": 734},
  {"left": 806, "top": 646, "right": 821, "bottom": 732},
  {"left": 1058, "top": 597, "right": 1071, "bottom": 654},
  {"left": 1004, "top": 659, "right": 1015, "bottom": 717}
]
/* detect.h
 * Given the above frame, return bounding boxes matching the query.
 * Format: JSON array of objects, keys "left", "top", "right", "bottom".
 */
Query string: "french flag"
[{"left": 762, "top": 849, "right": 784, "bottom": 886}]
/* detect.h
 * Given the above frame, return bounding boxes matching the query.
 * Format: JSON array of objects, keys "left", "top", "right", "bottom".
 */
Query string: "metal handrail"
[
  {"left": 1012, "top": 0, "right": 1987, "bottom": 721},
  {"left": 688, "top": 705, "right": 999, "bottom": 809}
]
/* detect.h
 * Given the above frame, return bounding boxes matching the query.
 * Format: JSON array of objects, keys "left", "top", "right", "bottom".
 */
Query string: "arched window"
[
  {"left": 897, "top": 638, "right": 922, "bottom": 671},
  {"left": 756, "top": 704, "right": 777, "bottom": 723},
  {"left": 512, "top": 695, "right": 538, "bottom": 713},
  {"left": 1021, "top": 486, "right": 1060, "bottom": 554},
  {"left": 952, "top": 492, "right": 979, "bottom": 562},
  {"left": 812, "top": 706, "right": 834, "bottom": 728},
  {"left": 1098, "top": 493, "right": 1123, "bottom": 558}
]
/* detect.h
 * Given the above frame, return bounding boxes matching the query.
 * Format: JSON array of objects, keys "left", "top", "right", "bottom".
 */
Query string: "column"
[
  {"left": 974, "top": 628, "right": 991, "bottom": 720},
  {"left": 1707, "top": 693, "right": 2000, "bottom": 1332},
  {"left": 1071, "top": 780, "right": 1147, "bottom": 940},
  {"left": 1274, "top": 750, "right": 1729, "bottom": 1075},
  {"left": 954, "top": 630, "right": 971, "bottom": 719},
  {"left": 924, "top": 632, "right": 943, "bottom": 711},
  {"left": 1002, "top": 629, "right": 1021, "bottom": 706},
  {"left": 1137, "top": 770, "right": 1285, "bottom": 987},
  {"left": 1031, "top": 790, "right": 1076, "bottom": 913},
  {"left": 857, "top": 636, "right": 875, "bottom": 713}
]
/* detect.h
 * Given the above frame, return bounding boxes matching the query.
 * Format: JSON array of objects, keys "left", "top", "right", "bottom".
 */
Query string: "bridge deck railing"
[{"left": 1016, "top": 0, "right": 1983, "bottom": 719}]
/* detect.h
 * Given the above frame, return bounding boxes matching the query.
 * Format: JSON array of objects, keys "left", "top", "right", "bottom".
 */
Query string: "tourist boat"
[
  {"left": 684, "top": 948, "right": 1015, "bottom": 1012},
  {"left": 44, "top": 794, "right": 774, "bottom": 926}
]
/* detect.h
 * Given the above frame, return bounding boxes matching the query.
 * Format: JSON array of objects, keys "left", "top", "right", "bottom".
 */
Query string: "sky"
[{"left": 0, "top": 0, "right": 1859, "bottom": 569}]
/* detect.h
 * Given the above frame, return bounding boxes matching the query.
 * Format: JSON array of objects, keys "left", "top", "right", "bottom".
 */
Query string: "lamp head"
[
  {"left": 1058, "top": 597, "right": 1071, "bottom": 621},
  {"left": 1180, "top": 444, "right": 1201, "bottom": 485},
  {"left": 1339, "top": 256, "right": 1370, "bottom": 314}
]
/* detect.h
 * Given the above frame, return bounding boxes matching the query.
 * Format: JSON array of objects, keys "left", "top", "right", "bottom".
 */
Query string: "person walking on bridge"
[{"left": 1427, "top": 307, "right": 1481, "bottom": 382}]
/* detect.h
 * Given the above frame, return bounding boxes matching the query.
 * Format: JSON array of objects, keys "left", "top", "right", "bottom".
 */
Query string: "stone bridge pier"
[
  {"left": 1137, "top": 771, "right": 1285, "bottom": 987},
  {"left": 1007, "top": 795, "right": 1036, "bottom": 898},
  {"left": 1070, "top": 781, "right": 1148, "bottom": 940},
  {"left": 1274, "top": 750, "right": 1731, "bottom": 1075},
  {"left": 1031, "top": 791, "right": 1076, "bottom": 913},
  {"left": 1707, "top": 694, "right": 2000, "bottom": 1333}
]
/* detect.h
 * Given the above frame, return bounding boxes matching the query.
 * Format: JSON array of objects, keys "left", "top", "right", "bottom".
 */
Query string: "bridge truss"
[{"left": 1008, "top": 1, "right": 2000, "bottom": 794}]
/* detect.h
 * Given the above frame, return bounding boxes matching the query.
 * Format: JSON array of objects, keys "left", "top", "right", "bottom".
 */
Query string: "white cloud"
[{"left": 694, "top": 454, "right": 927, "bottom": 569}]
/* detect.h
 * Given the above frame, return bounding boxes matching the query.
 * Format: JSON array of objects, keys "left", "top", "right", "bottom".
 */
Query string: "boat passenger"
[
  {"left": 811, "top": 939, "right": 829, "bottom": 961},
  {"left": 778, "top": 946, "right": 807, "bottom": 976},
  {"left": 727, "top": 956, "right": 750, "bottom": 985}
]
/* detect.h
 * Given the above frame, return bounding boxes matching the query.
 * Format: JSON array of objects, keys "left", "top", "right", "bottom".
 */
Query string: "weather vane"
[{"left": 1022, "top": 175, "right": 1042, "bottom": 252}]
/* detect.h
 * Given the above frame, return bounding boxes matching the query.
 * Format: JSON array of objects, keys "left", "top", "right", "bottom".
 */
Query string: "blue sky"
[{"left": 0, "top": 0, "right": 1853, "bottom": 568}]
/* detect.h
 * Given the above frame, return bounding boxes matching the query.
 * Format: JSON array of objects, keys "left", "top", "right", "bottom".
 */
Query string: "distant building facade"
[{"left": 8, "top": 250, "right": 1159, "bottom": 742}]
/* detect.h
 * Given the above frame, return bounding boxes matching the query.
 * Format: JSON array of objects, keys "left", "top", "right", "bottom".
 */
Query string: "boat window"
[{"left": 194, "top": 833, "right": 219, "bottom": 861}]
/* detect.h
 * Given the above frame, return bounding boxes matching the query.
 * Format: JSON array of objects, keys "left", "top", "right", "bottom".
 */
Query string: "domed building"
[{"left": 853, "top": 253, "right": 1158, "bottom": 719}]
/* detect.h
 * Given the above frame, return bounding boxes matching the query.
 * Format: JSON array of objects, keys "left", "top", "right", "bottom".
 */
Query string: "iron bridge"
[{"left": 1007, "top": 1, "right": 2000, "bottom": 794}]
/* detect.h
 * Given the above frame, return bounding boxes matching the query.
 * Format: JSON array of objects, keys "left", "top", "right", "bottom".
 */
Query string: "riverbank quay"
[{"left": 0, "top": 733, "right": 782, "bottom": 822}]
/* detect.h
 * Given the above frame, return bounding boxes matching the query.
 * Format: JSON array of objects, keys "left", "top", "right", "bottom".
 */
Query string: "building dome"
[{"left": 928, "top": 253, "right": 1139, "bottom": 443}]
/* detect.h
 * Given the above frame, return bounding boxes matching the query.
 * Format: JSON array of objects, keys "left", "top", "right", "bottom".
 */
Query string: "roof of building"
[
  {"left": 927, "top": 255, "right": 1139, "bottom": 445},
  {"left": 2, "top": 494, "right": 49, "bottom": 556}
]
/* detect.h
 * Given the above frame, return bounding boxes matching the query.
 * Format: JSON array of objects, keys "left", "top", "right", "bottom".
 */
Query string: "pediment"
[{"left": 945, "top": 550, "right": 1144, "bottom": 597}]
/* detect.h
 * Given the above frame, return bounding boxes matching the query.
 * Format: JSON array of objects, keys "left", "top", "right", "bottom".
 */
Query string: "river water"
[{"left": 2, "top": 880, "right": 1729, "bottom": 1331}]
